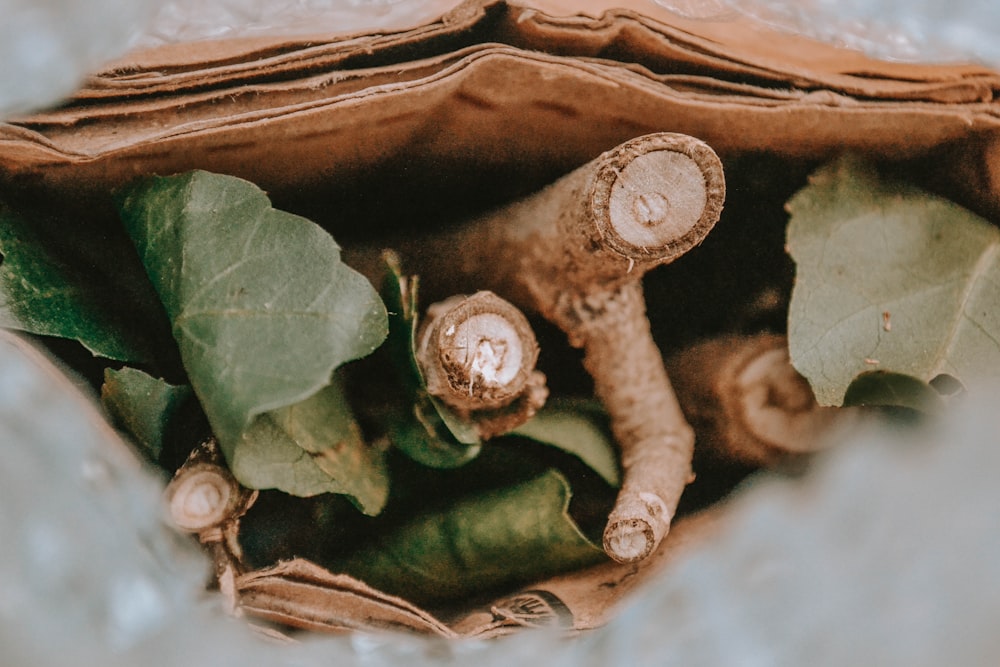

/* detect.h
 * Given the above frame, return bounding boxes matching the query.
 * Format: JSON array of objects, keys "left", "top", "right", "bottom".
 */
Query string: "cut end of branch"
[
  {"left": 736, "top": 344, "right": 843, "bottom": 458},
  {"left": 592, "top": 133, "right": 725, "bottom": 266},
  {"left": 167, "top": 463, "right": 240, "bottom": 532},
  {"left": 602, "top": 490, "right": 672, "bottom": 563},
  {"left": 166, "top": 457, "right": 254, "bottom": 535},
  {"left": 603, "top": 518, "right": 656, "bottom": 563},
  {"left": 420, "top": 291, "right": 540, "bottom": 412},
  {"left": 667, "top": 334, "right": 845, "bottom": 467}
]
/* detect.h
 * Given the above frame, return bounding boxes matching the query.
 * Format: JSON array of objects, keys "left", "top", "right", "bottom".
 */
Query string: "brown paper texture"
[
  {"left": 236, "top": 559, "right": 458, "bottom": 637},
  {"left": 1, "top": 0, "right": 998, "bottom": 212},
  {"left": 447, "top": 506, "right": 723, "bottom": 637}
]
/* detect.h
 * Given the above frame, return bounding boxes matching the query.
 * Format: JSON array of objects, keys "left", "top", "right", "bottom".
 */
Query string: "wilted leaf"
[
  {"left": 513, "top": 399, "right": 621, "bottom": 487},
  {"left": 0, "top": 204, "right": 169, "bottom": 363},
  {"left": 233, "top": 379, "right": 388, "bottom": 514},
  {"left": 787, "top": 156, "right": 1000, "bottom": 406},
  {"left": 332, "top": 469, "right": 606, "bottom": 605},
  {"left": 117, "top": 171, "right": 388, "bottom": 497},
  {"left": 382, "top": 252, "right": 480, "bottom": 468},
  {"left": 101, "top": 367, "right": 192, "bottom": 459}
]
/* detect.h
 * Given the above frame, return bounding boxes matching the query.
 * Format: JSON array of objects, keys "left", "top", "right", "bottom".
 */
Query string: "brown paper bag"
[
  {"left": 3, "top": 0, "right": 998, "bottom": 213},
  {"left": 2, "top": 0, "right": 998, "bottom": 638}
]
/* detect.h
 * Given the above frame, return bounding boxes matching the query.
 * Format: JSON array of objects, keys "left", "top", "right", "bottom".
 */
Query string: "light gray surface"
[
  {"left": 0, "top": 0, "right": 442, "bottom": 118},
  {"left": 0, "top": 0, "right": 156, "bottom": 116},
  {"left": 731, "top": 0, "right": 1000, "bottom": 65}
]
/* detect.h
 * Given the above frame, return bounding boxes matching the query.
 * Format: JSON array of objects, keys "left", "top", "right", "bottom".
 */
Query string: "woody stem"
[
  {"left": 349, "top": 132, "right": 725, "bottom": 562},
  {"left": 568, "top": 282, "right": 695, "bottom": 563},
  {"left": 418, "top": 291, "right": 540, "bottom": 413}
]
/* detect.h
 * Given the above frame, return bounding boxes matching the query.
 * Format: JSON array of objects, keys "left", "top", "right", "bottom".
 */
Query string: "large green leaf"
[
  {"left": 0, "top": 204, "right": 170, "bottom": 363},
  {"left": 233, "top": 379, "right": 388, "bottom": 514},
  {"left": 787, "top": 156, "right": 1000, "bottom": 406},
  {"left": 101, "top": 367, "right": 193, "bottom": 460},
  {"left": 117, "top": 171, "right": 389, "bottom": 498},
  {"left": 332, "top": 469, "right": 606, "bottom": 605}
]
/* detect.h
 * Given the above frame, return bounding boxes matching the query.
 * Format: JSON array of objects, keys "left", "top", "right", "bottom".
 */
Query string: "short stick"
[
  {"left": 575, "top": 281, "right": 695, "bottom": 562},
  {"left": 417, "top": 290, "right": 548, "bottom": 439},
  {"left": 353, "top": 133, "right": 725, "bottom": 562},
  {"left": 418, "top": 291, "right": 541, "bottom": 413},
  {"left": 165, "top": 439, "right": 257, "bottom": 609},
  {"left": 166, "top": 440, "right": 255, "bottom": 537},
  {"left": 667, "top": 334, "right": 847, "bottom": 467}
]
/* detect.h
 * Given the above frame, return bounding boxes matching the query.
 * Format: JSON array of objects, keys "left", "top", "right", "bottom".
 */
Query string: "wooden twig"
[
  {"left": 573, "top": 281, "right": 697, "bottom": 562},
  {"left": 666, "top": 334, "right": 847, "bottom": 467},
  {"left": 164, "top": 440, "right": 257, "bottom": 611},
  {"left": 417, "top": 291, "right": 546, "bottom": 435},
  {"left": 356, "top": 133, "right": 725, "bottom": 562}
]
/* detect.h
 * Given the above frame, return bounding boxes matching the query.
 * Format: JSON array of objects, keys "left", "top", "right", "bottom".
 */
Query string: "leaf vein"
[{"left": 942, "top": 241, "right": 1000, "bottom": 369}]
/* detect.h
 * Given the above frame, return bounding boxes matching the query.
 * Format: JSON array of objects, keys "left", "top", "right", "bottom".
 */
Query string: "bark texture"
[{"left": 353, "top": 132, "right": 725, "bottom": 562}]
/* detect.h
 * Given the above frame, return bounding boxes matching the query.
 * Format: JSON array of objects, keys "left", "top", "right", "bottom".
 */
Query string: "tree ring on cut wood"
[
  {"left": 420, "top": 291, "right": 540, "bottom": 412},
  {"left": 166, "top": 462, "right": 245, "bottom": 533},
  {"left": 592, "top": 133, "right": 725, "bottom": 263}
]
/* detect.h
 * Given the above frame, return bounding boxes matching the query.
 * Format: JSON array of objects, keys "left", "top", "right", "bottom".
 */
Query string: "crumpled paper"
[{"left": 4, "top": 0, "right": 1000, "bottom": 119}]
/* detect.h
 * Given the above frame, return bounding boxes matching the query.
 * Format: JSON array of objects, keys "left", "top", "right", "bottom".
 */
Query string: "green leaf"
[
  {"left": 842, "top": 371, "right": 944, "bottom": 413},
  {"left": 101, "top": 367, "right": 193, "bottom": 460},
  {"left": 787, "top": 156, "right": 1000, "bottom": 406},
  {"left": 0, "top": 204, "right": 170, "bottom": 363},
  {"left": 389, "top": 396, "right": 482, "bottom": 468},
  {"left": 512, "top": 399, "right": 621, "bottom": 487},
  {"left": 117, "top": 171, "right": 389, "bottom": 498},
  {"left": 233, "top": 379, "right": 388, "bottom": 514},
  {"left": 332, "top": 469, "right": 606, "bottom": 605},
  {"left": 381, "top": 252, "right": 481, "bottom": 468}
]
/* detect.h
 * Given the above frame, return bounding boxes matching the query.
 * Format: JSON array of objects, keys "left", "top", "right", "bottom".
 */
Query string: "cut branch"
[
  {"left": 418, "top": 291, "right": 541, "bottom": 413},
  {"left": 666, "top": 334, "right": 848, "bottom": 467},
  {"left": 417, "top": 291, "right": 548, "bottom": 439},
  {"left": 353, "top": 133, "right": 725, "bottom": 563},
  {"left": 166, "top": 463, "right": 242, "bottom": 534},
  {"left": 165, "top": 439, "right": 257, "bottom": 610},
  {"left": 571, "top": 282, "right": 695, "bottom": 562}
]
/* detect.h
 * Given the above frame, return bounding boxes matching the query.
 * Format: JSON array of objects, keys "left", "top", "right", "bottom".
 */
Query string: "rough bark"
[{"left": 350, "top": 132, "right": 725, "bottom": 562}]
